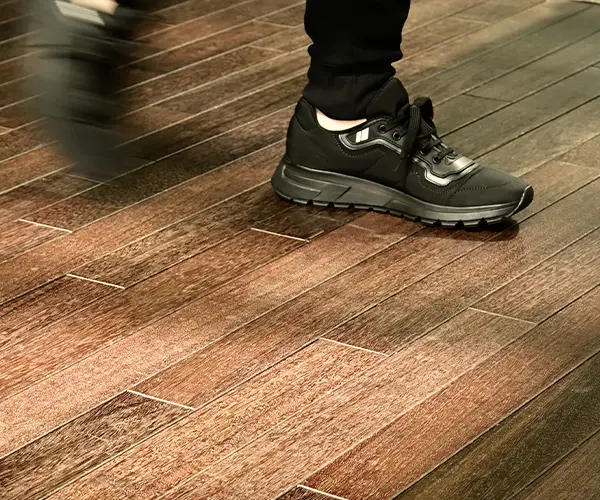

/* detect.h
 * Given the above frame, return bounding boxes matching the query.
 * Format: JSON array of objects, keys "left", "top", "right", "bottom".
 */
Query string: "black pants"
[{"left": 303, "top": 0, "right": 411, "bottom": 120}]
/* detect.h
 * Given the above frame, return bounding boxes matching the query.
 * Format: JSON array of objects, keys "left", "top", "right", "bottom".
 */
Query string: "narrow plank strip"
[
  {"left": 252, "top": 208, "right": 351, "bottom": 241},
  {"left": 0, "top": 276, "right": 116, "bottom": 352},
  {"left": 304, "top": 287, "right": 600, "bottom": 500},
  {"left": 434, "top": 94, "right": 507, "bottom": 135},
  {"left": 560, "top": 133, "right": 600, "bottom": 169},
  {"left": 0, "top": 230, "right": 303, "bottom": 401},
  {"left": 475, "top": 226, "right": 600, "bottom": 322},
  {"left": 0, "top": 219, "right": 409, "bottom": 455},
  {"left": 154, "top": 309, "right": 534, "bottom": 499},
  {"left": 277, "top": 487, "right": 337, "bottom": 500},
  {"left": 468, "top": 30, "right": 600, "bottom": 101},
  {"left": 0, "top": 122, "right": 46, "bottom": 163},
  {"left": 49, "top": 340, "right": 383, "bottom": 500},
  {"left": 0, "top": 146, "right": 68, "bottom": 194},
  {"left": 262, "top": 3, "right": 304, "bottom": 26},
  {"left": 384, "top": 353, "right": 600, "bottom": 500},
  {"left": 0, "top": 220, "right": 64, "bottom": 261},
  {"left": 251, "top": 25, "right": 309, "bottom": 52},
  {"left": 444, "top": 68, "right": 600, "bottom": 159},
  {"left": 455, "top": 0, "right": 545, "bottom": 24},
  {"left": 0, "top": 391, "right": 190, "bottom": 500},
  {"left": 325, "top": 165, "right": 600, "bottom": 353},
  {"left": 514, "top": 431, "right": 600, "bottom": 500},
  {"left": 0, "top": 143, "right": 286, "bottom": 305}
]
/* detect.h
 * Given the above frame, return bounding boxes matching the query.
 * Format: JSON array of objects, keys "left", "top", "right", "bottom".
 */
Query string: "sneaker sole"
[{"left": 271, "top": 159, "right": 534, "bottom": 229}]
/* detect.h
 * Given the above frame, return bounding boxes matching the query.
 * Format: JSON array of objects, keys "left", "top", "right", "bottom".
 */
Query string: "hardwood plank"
[
  {"left": 70, "top": 184, "right": 308, "bottom": 287},
  {"left": 148, "top": 0, "right": 249, "bottom": 26},
  {"left": 0, "top": 276, "right": 116, "bottom": 352},
  {"left": 277, "top": 488, "right": 332, "bottom": 500},
  {"left": 468, "top": 30, "right": 600, "bottom": 102},
  {"left": 262, "top": 3, "right": 304, "bottom": 26},
  {"left": 384, "top": 352, "right": 600, "bottom": 500},
  {"left": 0, "top": 146, "right": 68, "bottom": 193},
  {"left": 0, "top": 97, "right": 36, "bottom": 129},
  {"left": 475, "top": 227, "right": 600, "bottom": 322},
  {"left": 481, "top": 95, "right": 600, "bottom": 176},
  {"left": 434, "top": 94, "right": 508, "bottom": 136},
  {"left": 0, "top": 220, "right": 409, "bottom": 455},
  {"left": 324, "top": 162, "right": 600, "bottom": 353},
  {"left": 405, "top": 4, "right": 594, "bottom": 101},
  {"left": 455, "top": 0, "right": 545, "bottom": 24},
  {"left": 0, "top": 391, "right": 190, "bottom": 500},
  {"left": 443, "top": 67, "right": 600, "bottom": 158},
  {"left": 0, "top": 173, "right": 96, "bottom": 223},
  {"left": 24, "top": 105, "right": 293, "bottom": 231},
  {"left": 49, "top": 340, "right": 383, "bottom": 500},
  {"left": 252, "top": 25, "right": 309, "bottom": 53},
  {"left": 514, "top": 431, "right": 600, "bottom": 500},
  {"left": 0, "top": 230, "right": 303, "bottom": 401},
  {"left": 0, "top": 143, "right": 285, "bottom": 305},
  {"left": 403, "top": 0, "right": 486, "bottom": 31},
  {"left": 304, "top": 287, "right": 600, "bottom": 500},
  {"left": 0, "top": 122, "right": 47, "bottom": 162},
  {"left": 0, "top": 220, "right": 65, "bottom": 261},
  {"left": 560, "top": 133, "right": 600, "bottom": 169},
  {"left": 252, "top": 208, "right": 352, "bottom": 241},
  {"left": 154, "top": 309, "right": 534, "bottom": 499},
  {"left": 135, "top": 224, "right": 491, "bottom": 407}
]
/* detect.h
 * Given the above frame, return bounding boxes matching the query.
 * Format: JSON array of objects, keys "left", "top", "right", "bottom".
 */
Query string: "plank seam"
[{"left": 127, "top": 390, "right": 196, "bottom": 411}]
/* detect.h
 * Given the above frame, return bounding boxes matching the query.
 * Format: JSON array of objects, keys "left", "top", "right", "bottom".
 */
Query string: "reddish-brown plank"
[
  {"left": 513, "top": 431, "right": 600, "bottom": 500},
  {"left": 0, "top": 220, "right": 65, "bottom": 262},
  {"left": 305, "top": 288, "right": 600, "bottom": 500},
  {"left": 0, "top": 276, "right": 116, "bottom": 352},
  {"left": 475, "top": 227, "right": 600, "bottom": 322},
  {"left": 0, "top": 146, "right": 68, "bottom": 193},
  {"left": 49, "top": 340, "right": 384, "bottom": 500},
  {"left": 154, "top": 309, "right": 533, "bottom": 499},
  {"left": 0, "top": 230, "right": 302, "bottom": 401},
  {"left": 0, "top": 219, "right": 408, "bottom": 455},
  {"left": 276, "top": 488, "right": 332, "bottom": 500},
  {"left": 325, "top": 166, "right": 600, "bottom": 353},
  {"left": 386, "top": 352, "right": 600, "bottom": 500},
  {"left": 0, "top": 391, "right": 190, "bottom": 500}
]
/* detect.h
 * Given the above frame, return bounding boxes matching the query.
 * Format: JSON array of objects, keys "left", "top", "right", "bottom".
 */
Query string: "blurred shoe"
[
  {"left": 272, "top": 79, "right": 534, "bottom": 228},
  {"left": 27, "top": 0, "right": 147, "bottom": 182}
]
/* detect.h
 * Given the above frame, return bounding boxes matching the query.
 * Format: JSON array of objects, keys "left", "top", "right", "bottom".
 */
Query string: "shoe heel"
[{"left": 271, "top": 159, "right": 350, "bottom": 204}]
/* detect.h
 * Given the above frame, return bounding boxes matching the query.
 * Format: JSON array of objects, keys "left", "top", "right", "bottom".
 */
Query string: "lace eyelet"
[
  {"left": 392, "top": 132, "right": 401, "bottom": 141},
  {"left": 378, "top": 124, "right": 387, "bottom": 134},
  {"left": 432, "top": 156, "right": 441, "bottom": 164},
  {"left": 419, "top": 148, "right": 429, "bottom": 156}
]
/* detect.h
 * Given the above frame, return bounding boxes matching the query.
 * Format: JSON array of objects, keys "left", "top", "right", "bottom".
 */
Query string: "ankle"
[
  {"left": 316, "top": 110, "right": 367, "bottom": 132},
  {"left": 70, "top": 0, "right": 119, "bottom": 14}
]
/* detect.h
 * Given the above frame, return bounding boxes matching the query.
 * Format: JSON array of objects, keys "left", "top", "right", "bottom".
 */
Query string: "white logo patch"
[{"left": 355, "top": 128, "right": 370, "bottom": 143}]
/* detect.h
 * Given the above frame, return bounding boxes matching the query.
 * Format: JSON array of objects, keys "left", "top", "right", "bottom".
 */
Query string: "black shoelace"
[{"left": 379, "top": 97, "right": 456, "bottom": 172}]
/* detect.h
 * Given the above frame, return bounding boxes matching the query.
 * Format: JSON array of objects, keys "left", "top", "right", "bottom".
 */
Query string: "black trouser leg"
[{"left": 303, "top": 0, "right": 411, "bottom": 120}]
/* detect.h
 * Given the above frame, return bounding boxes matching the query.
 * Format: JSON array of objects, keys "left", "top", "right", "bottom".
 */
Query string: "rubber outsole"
[{"left": 271, "top": 159, "right": 534, "bottom": 229}]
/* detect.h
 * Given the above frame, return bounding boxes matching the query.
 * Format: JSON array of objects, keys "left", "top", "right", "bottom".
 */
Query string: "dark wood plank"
[
  {"left": 444, "top": 68, "right": 600, "bottom": 159},
  {"left": 481, "top": 95, "right": 600, "bottom": 176},
  {"left": 47, "top": 340, "right": 383, "bottom": 500},
  {"left": 304, "top": 287, "right": 600, "bottom": 500},
  {"left": 434, "top": 94, "right": 507, "bottom": 136},
  {"left": 0, "top": 220, "right": 65, "bottom": 261},
  {"left": 0, "top": 276, "right": 116, "bottom": 352},
  {"left": 0, "top": 391, "right": 190, "bottom": 500},
  {"left": 561, "top": 133, "right": 600, "bottom": 169},
  {"left": 0, "top": 144, "right": 285, "bottom": 305},
  {"left": 252, "top": 25, "right": 309, "bottom": 53},
  {"left": 152, "top": 309, "right": 534, "bottom": 499},
  {"left": 514, "top": 431, "right": 600, "bottom": 500},
  {"left": 468, "top": 30, "right": 600, "bottom": 102},
  {"left": 0, "top": 122, "right": 47, "bottom": 162},
  {"left": 385, "top": 352, "right": 600, "bottom": 500},
  {"left": 0, "top": 230, "right": 303, "bottom": 402},
  {"left": 0, "top": 219, "right": 408, "bottom": 455},
  {"left": 325, "top": 164, "right": 600, "bottom": 353},
  {"left": 475, "top": 227, "right": 600, "bottom": 322},
  {"left": 24, "top": 105, "right": 294, "bottom": 232},
  {"left": 0, "top": 146, "right": 68, "bottom": 193}
]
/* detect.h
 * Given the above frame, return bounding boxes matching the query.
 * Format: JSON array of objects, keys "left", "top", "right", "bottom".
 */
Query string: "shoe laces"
[{"left": 379, "top": 97, "right": 456, "bottom": 171}]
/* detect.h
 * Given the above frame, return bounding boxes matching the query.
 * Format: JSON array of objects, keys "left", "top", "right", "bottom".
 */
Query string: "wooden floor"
[{"left": 0, "top": 0, "right": 599, "bottom": 498}]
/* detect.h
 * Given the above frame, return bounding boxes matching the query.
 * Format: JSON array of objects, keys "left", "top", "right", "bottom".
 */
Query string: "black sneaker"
[
  {"left": 272, "top": 79, "right": 534, "bottom": 228},
  {"left": 26, "top": 0, "right": 147, "bottom": 182}
]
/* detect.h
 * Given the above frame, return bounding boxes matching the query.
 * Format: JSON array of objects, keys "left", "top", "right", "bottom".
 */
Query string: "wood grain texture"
[
  {"left": 561, "top": 133, "right": 600, "bottom": 169},
  {"left": 0, "top": 391, "right": 190, "bottom": 500},
  {"left": 0, "top": 220, "right": 64, "bottom": 261},
  {"left": 434, "top": 94, "right": 507, "bottom": 136},
  {"left": 455, "top": 0, "right": 545, "bottom": 23},
  {"left": 325, "top": 165, "right": 600, "bottom": 353},
  {"left": 155, "top": 309, "right": 533, "bottom": 500},
  {"left": 468, "top": 30, "right": 600, "bottom": 102},
  {"left": 252, "top": 25, "right": 310, "bottom": 52},
  {"left": 0, "top": 144, "right": 285, "bottom": 305},
  {"left": 306, "top": 287, "right": 600, "bottom": 500},
  {"left": 387, "top": 352, "right": 600, "bottom": 500},
  {"left": 514, "top": 430, "right": 600, "bottom": 500},
  {"left": 0, "top": 220, "right": 408, "bottom": 455},
  {"left": 0, "top": 276, "right": 116, "bottom": 351},
  {"left": 475, "top": 227, "right": 600, "bottom": 322},
  {"left": 50, "top": 341, "right": 383, "bottom": 500},
  {"left": 0, "top": 146, "right": 68, "bottom": 193},
  {"left": 277, "top": 488, "right": 333, "bottom": 500},
  {"left": 0, "top": 122, "right": 47, "bottom": 162},
  {"left": 0, "top": 230, "right": 302, "bottom": 401},
  {"left": 262, "top": 3, "right": 304, "bottom": 26}
]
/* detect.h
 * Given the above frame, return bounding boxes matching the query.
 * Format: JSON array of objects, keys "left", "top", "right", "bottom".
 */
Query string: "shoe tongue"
[{"left": 366, "top": 79, "right": 409, "bottom": 119}]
